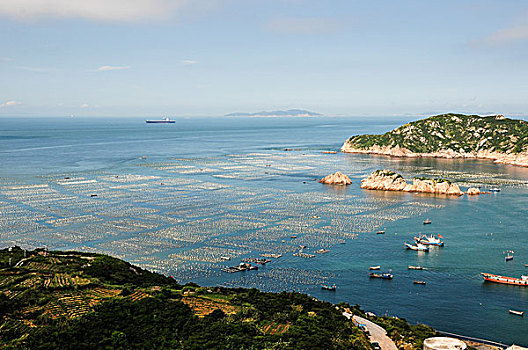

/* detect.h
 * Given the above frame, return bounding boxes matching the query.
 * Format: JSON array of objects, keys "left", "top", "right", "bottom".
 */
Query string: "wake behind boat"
[{"left": 146, "top": 117, "right": 175, "bottom": 124}]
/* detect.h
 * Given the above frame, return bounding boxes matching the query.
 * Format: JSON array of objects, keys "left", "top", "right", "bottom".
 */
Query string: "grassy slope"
[
  {"left": 0, "top": 247, "right": 437, "bottom": 349},
  {"left": 346, "top": 114, "right": 528, "bottom": 154}
]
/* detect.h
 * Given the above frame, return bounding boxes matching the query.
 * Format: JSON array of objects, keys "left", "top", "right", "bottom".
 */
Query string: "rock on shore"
[
  {"left": 360, "top": 169, "right": 464, "bottom": 195},
  {"left": 319, "top": 171, "right": 352, "bottom": 185}
]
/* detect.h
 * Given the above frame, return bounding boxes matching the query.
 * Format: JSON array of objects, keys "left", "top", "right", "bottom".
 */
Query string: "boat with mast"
[{"left": 415, "top": 233, "right": 444, "bottom": 246}]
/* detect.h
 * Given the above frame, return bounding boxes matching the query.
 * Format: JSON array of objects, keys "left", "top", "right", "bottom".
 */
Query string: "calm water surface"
[{"left": 1, "top": 116, "right": 527, "bottom": 345}]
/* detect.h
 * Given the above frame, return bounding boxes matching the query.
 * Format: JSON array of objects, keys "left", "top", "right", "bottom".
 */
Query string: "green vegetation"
[
  {"left": 0, "top": 247, "right": 441, "bottom": 349},
  {"left": 345, "top": 113, "right": 528, "bottom": 154},
  {"left": 413, "top": 177, "right": 451, "bottom": 184}
]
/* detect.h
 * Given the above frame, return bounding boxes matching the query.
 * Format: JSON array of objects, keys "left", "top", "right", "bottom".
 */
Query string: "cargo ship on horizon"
[{"left": 145, "top": 117, "right": 175, "bottom": 124}]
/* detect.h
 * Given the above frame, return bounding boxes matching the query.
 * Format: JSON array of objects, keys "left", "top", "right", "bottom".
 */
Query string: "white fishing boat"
[
  {"left": 415, "top": 234, "right": 444, "bottom": 246},
  {"left": 509, "top": 309, "right": 524, "bottom": 316},
  {"left": 405, "top": 242, "right": 429, "bottom": 252}
]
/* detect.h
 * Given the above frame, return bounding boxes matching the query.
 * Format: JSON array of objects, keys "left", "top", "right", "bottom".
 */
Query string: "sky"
[{"left": 0, "top": 0, "right": 527, "bottom": 117}]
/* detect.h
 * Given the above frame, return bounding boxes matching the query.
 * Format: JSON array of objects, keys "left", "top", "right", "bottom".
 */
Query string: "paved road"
[{"left": 353, "top": 315, "right": 398, "bottom": 350}]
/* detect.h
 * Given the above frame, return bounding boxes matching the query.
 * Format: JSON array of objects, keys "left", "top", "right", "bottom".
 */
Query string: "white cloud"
[
  {"left": 266, "top": 17, "right": 342, "bottom": 35},
  {"left": 0, "top": 57, "right": 11, "bottom": 62},
  {"left": 80, "top": 103, "right": 89, "bottom": 108},
  {"left": 478, "top": 23, "right": 528, "bottom": 46},
  {"left": 181, "top": 60, "right": 197, "bottom": 65},
  {"left": 0, "top": 0, "right": 188, "bottom": 22},
  {"left": 95, "top": 65, "right": 131, "bottom": 71},
  {"left": 0, "top": 100, "right": 21, "bottom": 107}
]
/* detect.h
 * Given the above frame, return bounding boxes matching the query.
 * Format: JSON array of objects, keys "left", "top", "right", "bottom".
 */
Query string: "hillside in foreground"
[
  {"left": 0, "top": 247, "right": 438, "bottom": 349},
  {"left": 341, "top": 113, "right": 528, "bottom": 167}
]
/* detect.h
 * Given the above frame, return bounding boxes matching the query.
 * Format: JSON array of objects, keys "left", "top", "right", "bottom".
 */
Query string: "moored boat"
[
  {"left": 321, "top": 284, "right": 337, "bottom": 291},
  {"left": 415, "top": 234, "right": 444, "bottom": 246},
  {"left": 423, "top": 219, "right": 432, "bottom": 225},
  {"left": 376, "top": 230, "right": 386, "bottom": 234},
  {"left": 369, "top": 265, "right": 381, "bottom": 270},
  {"left": 489, "top": 188, "right": 501, "bottom": 192},
  {"left": 481, "top": 273, "right": 528, "bottom": 286},
  {"left": 405, "top": 242, "right": 429, "bottom": 252},
  {"left": 369, "top": 272, "right": 393, "bottom": 279},
  {"left": 509, "top": 309, "right": 524, "bottom": 316}
]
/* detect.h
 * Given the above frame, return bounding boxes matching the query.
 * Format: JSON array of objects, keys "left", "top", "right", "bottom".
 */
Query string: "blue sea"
[{"left": 1, "top": 116, "right": 527, "bottom": 346}]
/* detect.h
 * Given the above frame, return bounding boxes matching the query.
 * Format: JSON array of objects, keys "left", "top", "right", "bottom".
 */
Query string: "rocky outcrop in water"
[
  {"left": 360, "top": 169, "right": 464, "bottom": 195},
  {"left": 319, "top": 171, "right": 352, "bottom": 185}
]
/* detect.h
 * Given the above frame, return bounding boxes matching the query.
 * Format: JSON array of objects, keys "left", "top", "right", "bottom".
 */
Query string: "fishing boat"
[
  {"left": 415, "top": 234, "right": 444, "bottom": 246},
  {"left": 423, "top": 219, "right": 432, "bottom": 225},
  {"left": 505, "top": 250, "right": 514, "bottom": 261},
  {"left": 489, "top": 188, "right": 501, "bottom": 192},
  {"left": 408, "top": 265, "right": 425, "bottom": 270},
  {"left": 413, "top": 280, "right": 426, "bottom": 285},
  {"left": 509, "top": 309, "right": 524, "bottom": 316},
  {"left": 481, "top": 273, "right": 528, "bottom": 286},
  {"left": 369, "top": 272, "right": 393, "bottom": 279},
  {"left": 145, "top": 117, "right": 175, "bottom": 124},
  {"left": 369, "top": 266, "right": 381, "bottom": 270},
  {"left": 405, "top": 242, "right": 429, "bottom": 252},
  {"left": 321, "top": 284, "right": 337, "bottom": 291}
]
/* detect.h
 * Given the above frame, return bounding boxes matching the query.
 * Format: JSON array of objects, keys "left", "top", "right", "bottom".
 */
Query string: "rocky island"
[
  {"left": 319, "top": 171, "right": 352, "bottom": 185},
  {"left": 361, "top": 170, "right": 464, "bottom": 195},
  {"left": 342, "top": 113, "right": 528, "bottom": 167}
]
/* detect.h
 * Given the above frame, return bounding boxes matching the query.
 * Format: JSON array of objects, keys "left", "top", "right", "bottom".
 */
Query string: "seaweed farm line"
[{"left": 1, "top": 116, "right": 528, "bottom": 346}]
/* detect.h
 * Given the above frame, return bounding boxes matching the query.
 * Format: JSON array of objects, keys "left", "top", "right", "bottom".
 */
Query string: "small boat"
[
  {"left": 509, "top": 309, "right": 524, "bottom": 316},
  {"left": 423, "top": 219, "right": 432, "bottom": 225},
  {"left": 481, "top": 273, "right": 528, "bottom": 286},
  {"left": 376, "top": 230, "right": 386, "bottom": 234},
  {"left": 290, "top": 235, "right": 297, "bottom": 239},
  {"left": 408, "top": 265, "right": 425, "bottom": 270},
  {"left": 415, "top": 234, "right": 444, "bottom": 247},
  {"left": 413, "top": 280, "right": 426, "bottom": 285},
  {"left": 369, "top": 266, "right": 381, "bottom": 270},
  {"left": 489, "top": 188, "right": 501, "bottom": 192},
  {"left": 405, "top": 242, "right": 429, "bottom": 252},
  {"left": 321, "top": 284, "right": 337, "bottom": 291},
  {"left": 370, "top": 271, "right": 393, "bottom": 279},
  {"left": 220, "top": 256, "right": 231, "bottom": 261},
  {"left": 145, "top": 117, "right": 175, "bottom": 124},
  {"left": 505, "top": 250, "right": 514, "bottom": 261}
]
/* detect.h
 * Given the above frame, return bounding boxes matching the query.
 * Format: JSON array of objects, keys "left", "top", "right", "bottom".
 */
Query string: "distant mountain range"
[{"left": 225, "top": 109, "right": 321, "bottom": 117}]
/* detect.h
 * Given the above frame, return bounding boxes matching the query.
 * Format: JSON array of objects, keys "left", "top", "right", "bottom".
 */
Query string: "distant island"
[
  {"left": 341, "top": 113, "right": 528, "bottom": 167},
  {"left": 225, "top": 109, "right": 321, "bottom": 117},
  {"left": 0, "top": 247, "right": 439, "bottom": 349}
]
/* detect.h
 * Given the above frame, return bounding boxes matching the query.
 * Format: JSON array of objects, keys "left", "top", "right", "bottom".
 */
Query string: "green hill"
[
  {"left": 343, "top": 113, "right": 528, "bottom": 154},
  {"left": 0, "top": 247, "right": 437, "bottom": 349}
]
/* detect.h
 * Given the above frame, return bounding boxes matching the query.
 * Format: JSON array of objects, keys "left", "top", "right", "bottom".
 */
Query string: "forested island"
[
  {"left": 0, "top": 247, "right": 438, "bottom": 349},
  {"left": 342, "top": 113, "right": 528, "bottom": 167}
]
